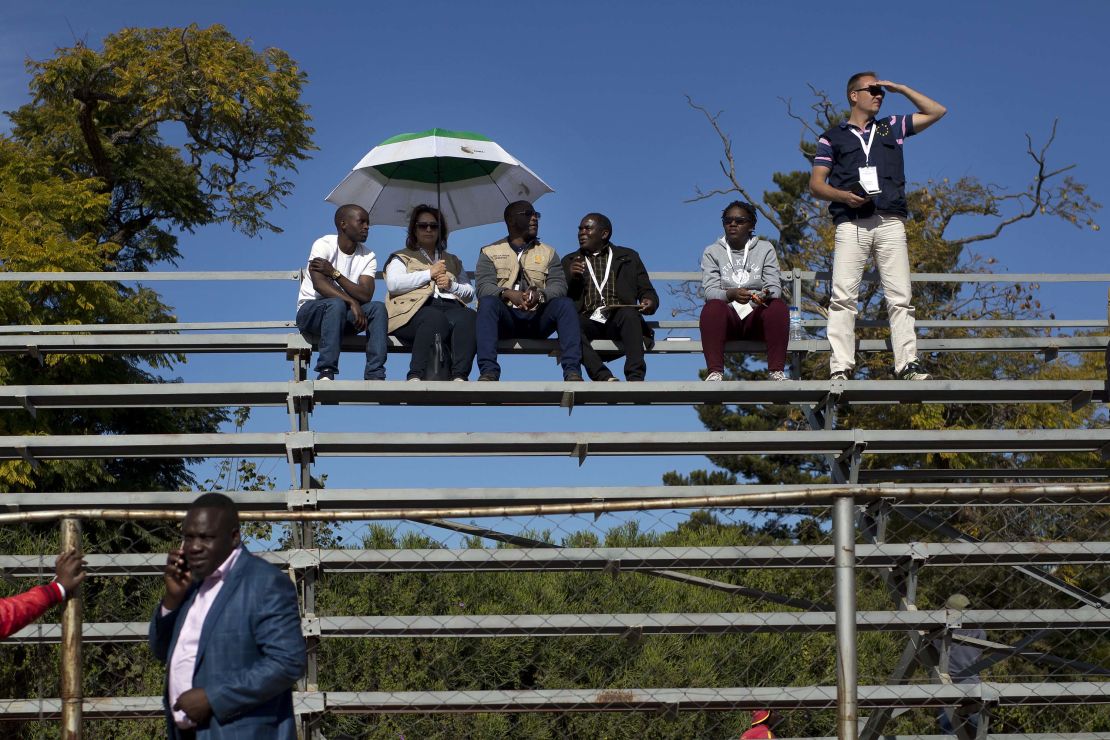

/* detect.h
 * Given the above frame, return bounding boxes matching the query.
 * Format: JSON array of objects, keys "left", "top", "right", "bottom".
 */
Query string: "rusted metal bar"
[
  {"left": 60, "top": 518, "right": 82, "bottom": 739},
  {"left": 0, "top": 481, "right": 1105, "bottom": 525}
]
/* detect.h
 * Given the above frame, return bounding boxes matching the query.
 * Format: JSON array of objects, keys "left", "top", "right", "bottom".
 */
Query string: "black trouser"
[
  {"left": 391, "top": 298, "right": 477, "bottom": 380},
  {"left": 577, "top": 307, "right": 648, "bottom": 381}
]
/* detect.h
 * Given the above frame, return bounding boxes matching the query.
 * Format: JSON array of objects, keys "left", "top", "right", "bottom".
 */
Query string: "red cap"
[{"left": 751, "top": 709, "right": 771, "bottom": 725}]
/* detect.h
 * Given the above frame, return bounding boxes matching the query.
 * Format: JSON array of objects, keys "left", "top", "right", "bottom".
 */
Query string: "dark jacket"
[
  {"left": 561, "top": 244, "right": 659, "bottom": 343},
  {"left": 820, "top": 114, "right": 913, "bottom": 223},
  {"left": 149, "top": 548, "right": 306, "bottom": 740}
]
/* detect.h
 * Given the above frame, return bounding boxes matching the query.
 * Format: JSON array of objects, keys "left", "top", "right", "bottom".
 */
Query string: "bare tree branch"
[
  {"left": 946, "top": 119, "right": 1098, "bottom": 246},
  {"left": 684, "top": 95, "right": 783, "bottom": 232}
]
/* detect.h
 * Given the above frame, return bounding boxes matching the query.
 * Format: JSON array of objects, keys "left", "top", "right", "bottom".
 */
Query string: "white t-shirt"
[{"left": 296, "top": 235, "right": 378, "bottom": 309}]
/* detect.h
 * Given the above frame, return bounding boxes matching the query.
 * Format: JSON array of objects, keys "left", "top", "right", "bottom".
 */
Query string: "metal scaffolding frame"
[{"left": 0, "top": 272, "right": 1106, "bottom": 739}]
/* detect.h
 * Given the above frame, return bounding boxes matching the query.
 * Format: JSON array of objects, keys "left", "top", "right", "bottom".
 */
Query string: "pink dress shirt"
[{"left": 165, "top": 546, "right": 243, "bottom": 729}]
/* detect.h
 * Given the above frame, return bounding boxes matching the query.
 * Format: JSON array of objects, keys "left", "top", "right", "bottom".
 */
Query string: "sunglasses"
[
  {"left": 722, "top": 216, "right": 752, "bottom": 226},
  {"left": 514, "top": 210, "right": 541, "bottom": 219},
  {"left": 854, "top": 85, "right": 885, "bottom": 96},
  {"left": 415, "top": 221, "right": 440, "bottom": 231}
]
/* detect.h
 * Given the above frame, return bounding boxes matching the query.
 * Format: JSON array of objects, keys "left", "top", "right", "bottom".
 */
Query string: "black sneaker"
[
  {"left": 316, "top": 370, "right": 336, "bottom": 381},
  {"left": 829, "top": 370, "right": 851, "bottom": 381},
  {"left": 477, "top": 373, "right": 500, "bottom": 382},
  {"left": 563, "top": 372, "right": 584, "bottom": 382},
  {"left": 897, "top": 361, "right": 930, "bottom": 381}
]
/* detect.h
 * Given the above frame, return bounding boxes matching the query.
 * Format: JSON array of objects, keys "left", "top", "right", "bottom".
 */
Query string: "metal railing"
[
  {"left": 0, "top": 486, "right": 1106, "bottom": 738},
  {"left": 0, "top": 272, "right": 1106, "bottom": 738}
]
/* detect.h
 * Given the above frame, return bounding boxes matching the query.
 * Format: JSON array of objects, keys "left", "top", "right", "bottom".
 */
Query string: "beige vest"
[
  {"left": 480, "top": 240, "right": 555, "bottom": 299},
  {"left": 385, "top": 248, "right": 464, "bottom": 333}
]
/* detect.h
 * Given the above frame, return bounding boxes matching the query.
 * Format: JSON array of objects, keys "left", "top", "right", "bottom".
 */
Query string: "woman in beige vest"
[{"left": 384, "top": 205, "right": 476, "bottom": 380}]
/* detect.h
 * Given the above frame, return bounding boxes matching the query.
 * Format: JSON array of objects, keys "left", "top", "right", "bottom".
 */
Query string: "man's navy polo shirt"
[{"left": 814, "top": 114, "right": 915, "bottom": 224}]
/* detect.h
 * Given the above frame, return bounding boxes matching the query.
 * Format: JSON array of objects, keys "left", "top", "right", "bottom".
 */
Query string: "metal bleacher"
[{"left": 0, "top": 268, "right": 1107, "bottom": 739}]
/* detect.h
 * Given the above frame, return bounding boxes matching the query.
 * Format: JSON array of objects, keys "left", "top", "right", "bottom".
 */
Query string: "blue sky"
[{"left": 2, "top": 1, "right": 1107, "bottom": 494}]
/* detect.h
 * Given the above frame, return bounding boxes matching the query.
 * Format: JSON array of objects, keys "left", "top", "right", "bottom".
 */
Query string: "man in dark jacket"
[
  {"left": 149, "top": 493, "right": 305, "bottom": 739},
  {"left": 562, "top": 213, "right": 658, "bottom": 381}
]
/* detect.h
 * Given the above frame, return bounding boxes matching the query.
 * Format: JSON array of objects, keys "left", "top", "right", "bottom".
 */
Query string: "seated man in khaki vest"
[{"left": 474, "top": 201, "right": 582, "bottom": 381}]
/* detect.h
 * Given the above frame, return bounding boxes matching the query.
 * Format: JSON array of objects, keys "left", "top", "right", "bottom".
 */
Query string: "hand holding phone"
[
  {"left": 848, "top": 181, "right": 873, "bottom": 198},
  {"left": 162, "top": 546, "right": 192, "bottom": 611}
]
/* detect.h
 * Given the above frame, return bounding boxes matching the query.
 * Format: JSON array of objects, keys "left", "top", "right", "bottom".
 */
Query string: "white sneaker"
[
  {"left": 704, "top": 371, "right": 724, "bottom": 382},
  {"left": 768, "top": 370, "right": 790, "bottom": 382}
]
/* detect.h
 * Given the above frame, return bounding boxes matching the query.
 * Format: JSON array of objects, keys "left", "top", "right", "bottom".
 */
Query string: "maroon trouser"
[{"left": 699, "top": 298, "right": 789, "bottom": 373}]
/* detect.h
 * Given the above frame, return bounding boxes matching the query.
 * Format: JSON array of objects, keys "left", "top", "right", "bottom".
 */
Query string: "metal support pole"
[
  {"left": 833, "top": 496, "right": 858, "bottom": 740},
  {"left": 60, "top": 518, "right": 82, "bottom": 740},
  {"left": 293, "top": 391, "right": 320, "bottom": 739},
  {"left": 1104, "top": 286, "right": 1109, "bottom": 399}
]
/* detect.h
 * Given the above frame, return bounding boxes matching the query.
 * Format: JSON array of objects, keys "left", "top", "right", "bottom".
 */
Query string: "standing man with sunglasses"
[
  {"left": 810, "top": 72, "right": 946, "bottom": 381},
  {"left": 474, "top": 200, "right": 583, "bottom": 381}
]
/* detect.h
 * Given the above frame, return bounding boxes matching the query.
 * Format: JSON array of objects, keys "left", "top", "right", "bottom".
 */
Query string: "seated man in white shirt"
[{"left": 295, "top": 204, "right": 387, "bottom": 380}]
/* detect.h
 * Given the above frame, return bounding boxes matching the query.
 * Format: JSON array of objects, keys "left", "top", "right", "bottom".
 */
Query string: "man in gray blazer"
[{"left": 149, "top": 493, "right": 305, "bottom": 739}]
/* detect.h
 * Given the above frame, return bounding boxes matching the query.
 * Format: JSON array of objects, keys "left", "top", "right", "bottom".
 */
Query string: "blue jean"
[
  {"left": 296, "top": 297, "right": 387, "bottom": 379},
  {"left": 476, "top": 295, "right": 582, "bottom": 378}
]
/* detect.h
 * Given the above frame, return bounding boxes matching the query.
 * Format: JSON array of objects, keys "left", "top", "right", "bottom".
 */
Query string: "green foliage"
[
  {"left": 0, "top": 24, "right": 315, "bottom": 733},
  {"left": 8, "top": 24, "right": 316, "bottom": 266},
  {"left": 0, "top": 23, "right": 315, "bottom": 493},
  {"left": 0, "top": 132, "right": 227, "bottom": 491},
  {"left": 314, "top": 519, "right": 844, "bottom": 738}
]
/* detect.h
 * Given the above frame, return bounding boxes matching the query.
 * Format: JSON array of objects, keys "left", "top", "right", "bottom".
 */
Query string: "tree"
[
  {"left": 0, "top": 26, "right": 315, "bottom": 736},
  {"left": 0, "top": 23, "right": 315, "bottom": 493}
]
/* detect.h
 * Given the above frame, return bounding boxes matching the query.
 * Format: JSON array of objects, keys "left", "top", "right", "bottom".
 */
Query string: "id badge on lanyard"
[
  {"left": 512, "top": 248, "right": 526, "bottom": 291},
  {"left": 585, "top": 248, "right": 614, "bottom": 324},
  {"left": 853, "top": 124, "right": 881, "bottom": 195}
]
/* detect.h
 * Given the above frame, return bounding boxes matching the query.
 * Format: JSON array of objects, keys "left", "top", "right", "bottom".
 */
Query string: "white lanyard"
[
  {"left": 583, "top": 247, "right": 613, "bottom": 302},
  {"left": 850, "top": 122, "right": 877, "bottom": 166},
  {"left": 511, "top": 244, "right": 531, "bottom": 290},
  {"left": 724, "top": 237, "right": 755, "bottom": 283}
]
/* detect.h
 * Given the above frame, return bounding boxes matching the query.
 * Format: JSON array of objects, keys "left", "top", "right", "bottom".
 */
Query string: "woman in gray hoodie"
[{"left": 699, "top": 201, "right": 789, "bottom": 381}]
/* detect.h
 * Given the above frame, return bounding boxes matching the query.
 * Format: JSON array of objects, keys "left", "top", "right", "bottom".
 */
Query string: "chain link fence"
[{"left": 0, "top": 491, "right": 1105, "bottom": 739}]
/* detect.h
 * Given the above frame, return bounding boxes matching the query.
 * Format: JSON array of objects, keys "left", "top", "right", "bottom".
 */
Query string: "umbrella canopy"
[{"left": 325, "top": 128, "right": 553, "bottom": 230}]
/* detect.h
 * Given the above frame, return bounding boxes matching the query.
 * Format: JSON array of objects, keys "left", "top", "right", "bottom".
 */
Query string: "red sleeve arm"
[{"left": 0, "top": 583, "right": 63, "bottom": 639}]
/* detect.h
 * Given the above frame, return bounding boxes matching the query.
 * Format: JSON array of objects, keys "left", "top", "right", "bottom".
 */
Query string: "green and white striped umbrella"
[{"left": 325, "top": 128, "right": 553, "bottom": 230}]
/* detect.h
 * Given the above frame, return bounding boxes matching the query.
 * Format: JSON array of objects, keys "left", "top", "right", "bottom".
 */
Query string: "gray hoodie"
[{"left": 700, "top": 236, "right": 782, "bottom": 302}]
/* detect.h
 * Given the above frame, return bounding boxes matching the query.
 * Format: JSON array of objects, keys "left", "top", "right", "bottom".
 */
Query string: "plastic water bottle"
[{"left": 789, "top": 305, "right": 806, "bottom": 342}]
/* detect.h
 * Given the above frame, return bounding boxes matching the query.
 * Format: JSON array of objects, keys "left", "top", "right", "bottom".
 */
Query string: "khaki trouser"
[{"left": 828, "top": 214, "right": 918, "bottom": 374}]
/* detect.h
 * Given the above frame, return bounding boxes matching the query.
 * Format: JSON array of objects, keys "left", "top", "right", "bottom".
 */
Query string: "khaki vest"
[
  {"left": 384, "top": 248, "right": 464, "bottom": 333},
  {"left": 480, "top": 240, "right": 555, "bottom": 298}
]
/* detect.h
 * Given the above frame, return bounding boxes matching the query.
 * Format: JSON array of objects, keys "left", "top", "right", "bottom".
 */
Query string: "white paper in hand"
[{"left": 730, "top": 300, "right": 753, "bottom": 320}]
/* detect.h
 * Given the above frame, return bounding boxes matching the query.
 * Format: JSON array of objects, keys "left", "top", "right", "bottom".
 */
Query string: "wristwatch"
[{"left": 332, "top": 268, "right": 342, "bottom": 280}]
